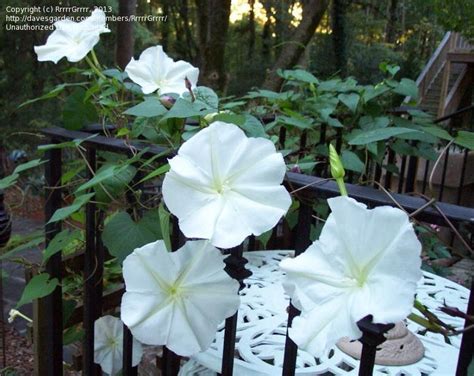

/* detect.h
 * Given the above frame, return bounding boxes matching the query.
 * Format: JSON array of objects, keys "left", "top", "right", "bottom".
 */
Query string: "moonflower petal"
[
  {"left": 34, "top": 9, "right": 109, "bottom": 64},
  {"left": 289, "top": 295, "right": 359, "bottom": 357},
  {"left": 94, "top": 316, "right": 142, "bottom": 375},
  {"left": 280, "top": 196, "right": 422, "bottom": 357},
  {"left": 125, "top": 45, "right": 199, "bottom": 95},
  {"left": 162, "top": 121, "right": 291, "bottom": 248},
  {"left": 121, "top": 240, "right": 240, "bottom": 356}
]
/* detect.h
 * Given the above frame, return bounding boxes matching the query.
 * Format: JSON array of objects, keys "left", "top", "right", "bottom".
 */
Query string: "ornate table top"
[{"left": 180, "top": 251, "right": 470, "bottom": 376}]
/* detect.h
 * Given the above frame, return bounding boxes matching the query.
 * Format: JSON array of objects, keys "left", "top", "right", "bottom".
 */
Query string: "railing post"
[
  {"left": 161, "top": 217, "right": 186, "bottom": 376},
  {"left": 357, "top": 315, "right": 394, "bottom": 376},
  {"left": 35, "top": 147, "right": 63, "bottom": 375},
  {"left": 82, "top": 148, "right": 103, "bottom": 375},
  {"left": 282, "top": 201, "right": 312, "bottom": 375},
  {"left": 221, "top": 244, "right": 252, "bottom": 376},
  {"left": 123, "top": 325, "right": 138, "bottom": 376}
]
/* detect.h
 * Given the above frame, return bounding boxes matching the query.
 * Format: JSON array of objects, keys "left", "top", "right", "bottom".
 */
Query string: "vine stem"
[{"left": 85, "top": 55, "right": 106, "bottom": 80}]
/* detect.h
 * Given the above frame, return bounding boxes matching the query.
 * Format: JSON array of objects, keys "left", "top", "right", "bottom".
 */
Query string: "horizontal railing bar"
[
  {"left": 286, "top": 172, "right": 474, "bottom": 226},
  {"left": 434, "top": 104, "right": 474, "bottom": 123},
  {"left": 41, "top": 127, "right": 172, "bottom": 160},
  {"left": 41, "top": 128, "right": 474, "bottom": 226}
]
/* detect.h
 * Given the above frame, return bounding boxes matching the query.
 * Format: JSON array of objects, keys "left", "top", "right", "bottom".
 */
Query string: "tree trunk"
[
  {"left": 261, "top": 0, "right": 273, "bottom": 61},
  {"left": 195, "top": 0, "right": 232, "bottom": 92},
  {"left": 262, "top": 0, "right": 329, "bottom": 91},
  {"left": 385, "top": 0, "right": 398, "bottom": 44},
  {"left": 116, "top": 0, "right": 137, "bottom": 69},
  {"left": 332, "top": 0, "right": 348, "bottom": 76},
  {"left": 247, "top": 0, "right": 256, "bottom": 59}
]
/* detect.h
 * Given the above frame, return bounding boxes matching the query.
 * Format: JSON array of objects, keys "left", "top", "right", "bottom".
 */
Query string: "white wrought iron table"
[{"left": 180, "top": 250, "right": 470, "bottom": 376}]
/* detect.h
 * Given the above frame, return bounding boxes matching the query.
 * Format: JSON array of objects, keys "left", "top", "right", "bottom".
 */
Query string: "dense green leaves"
[{"left": 102, "top": 210, "right": 163, "bottom": 262}]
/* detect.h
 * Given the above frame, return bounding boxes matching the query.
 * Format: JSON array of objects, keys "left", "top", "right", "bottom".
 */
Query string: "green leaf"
[
  {"left": 124, "top": 97, "right": 168, "bottom": 118},
  {"left": 0, "top": 174, "right": 19, "bottom": 190},
  {"left": 454, "top": 131, "right": 474, "bottom": 150},
  {"left": 359, "top": 116, "right": 390, "bottom": 130},
  {"left": 245, "top": 89, "right": 289, "bottom": 100},
  {"left": 327, "top": 117, "right": 343, "bottom": 128},
  {"left": 47, "top": 193, "right": 95, "bottom": 224},
  {"left": 63, "top": 326, "right": 84, "bottom": 346},
  {"left": 338, "top": 93, "right": 360, "bottom": 113},
  {"left": 103, "top": 68, "right": 127, "bottom": 81},
  {"left": 221, "top": 100, "right": 246, "bottom": 110},
  {"left": 0, "top": 159, "right": 46, "bottom": 190},
  {"left": 422, "top": 126, "right": 453, "bottom": 141},
  {"left": 277, "top": 115, "right": 313, "bottom": 130},
  {"left": 62, "top": 88, "right": 98, "bottom": 130},
  {"left": 43, "top": 229, "right": 82, "bottom": 264},
  {"left": 362, "top": 84, "right": 390, "bottom": 102},
  {"left": 348, "top": 127, "right": 419, "bottom": 145},
  {"left": 393, "top": 78, "right": 418, "bottom": 99},
  {"left": 13, "top": 159, "right": 45, "bottom": 174},
  {"left": 159, "top": 203, "right": 172, "bottom": 252},
  {"left": 0, "top": 233, "right": 43, "bottom": 260},
  {"left": 162, "top": 98, "right": 213, "bottom": 120},
  {"left": 341, "top": 150, "right": 365, "bottom": 173},
  {"left": 17, "top": 273, "right": 59, "bottom": 308},
  {"left": 240, "top": 114, "right": 267, "bottom": 137},
  {"left": 257, "top": 229, "right": 273, "bottom": 249},
  {"left": 138, "top": 164, "right": 170, "bottom": 184},
  {"left": 76, "top": 164, "right": 131, "bottom": 193},
  {"left": 95, "top": 164, "right": 137, "bottom": 204},
  {"left": 63, "top": 299, "right": 76, "bottom": 326},
  {"left": 278, "top": 69, "right": 319, "bottom": 84},
  {"left": 102, "top": 210, "right": 163, "bottom": 263},
  {"left": 38, "top": 134, "right": 98, "bottom": 152},
  {"left": 379, "top": 62, "right": 400, "bottom": 77},
  {"left": 188, "top": 86, "right": 219, "bottom": 109},
  {"left": 18, "top": 82, "right": 88, "bottom": 108}
]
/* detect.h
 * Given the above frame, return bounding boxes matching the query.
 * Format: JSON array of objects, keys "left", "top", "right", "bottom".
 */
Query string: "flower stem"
[
  {"left": 90, "top": 49, "right": 101, "bottom": 69},
  {"left": 85, "top": 55, "right": 106, "bottom": 80}
]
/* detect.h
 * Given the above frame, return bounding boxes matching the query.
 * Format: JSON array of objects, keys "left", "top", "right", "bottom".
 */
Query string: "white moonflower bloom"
[
  {"left": 34, "top": 9, "right": 110, "bottom": 63},
  {"left": 162, "top": 121, "right": 292, "bottom": 248},
  {"left": 121, "top": 240, "right": 240, "bottom": 356},
  {"left": 125, "top": 45, "right": 199, "bottom": 95},
  {"left": 94, "top": 315, "right": 142, "bottom": 375},
  {"left": 280, "top": 196, "right": 422, "bottom": 357}
]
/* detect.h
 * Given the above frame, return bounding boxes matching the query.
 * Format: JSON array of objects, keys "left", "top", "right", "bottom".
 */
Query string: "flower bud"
[
  {"left": 329, "top": 144, "right": 345, "bottom": 180},
  {"left": 159, "top": 95, "right": 176, "bottom": 109},
  {"left": 290, "top": 165, "right": 302, "bottom": 174}
]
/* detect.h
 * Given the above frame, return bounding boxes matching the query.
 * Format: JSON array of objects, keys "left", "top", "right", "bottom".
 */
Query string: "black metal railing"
[{"left": 36, "top": 126, "right": 474, "bottom": 376}]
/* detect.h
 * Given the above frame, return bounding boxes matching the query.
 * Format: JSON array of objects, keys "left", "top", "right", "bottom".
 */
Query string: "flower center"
[
  {"left": 351, "top": 268, "right": 369, "bottom": 288},
  {"left": 214, "top": 179, "right": 231, "bottom": 194},
  {"left": 167, "top": 283, "right": 183, "bottom": 300},
  {"left": 107, "top": 337, "right": 119, "bottom": 348}
]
